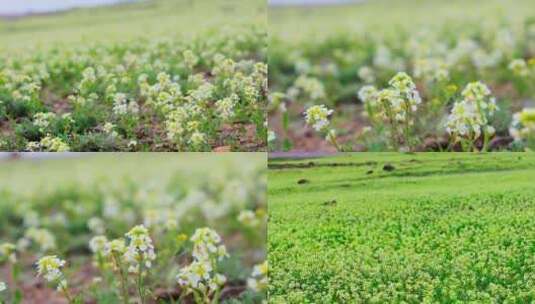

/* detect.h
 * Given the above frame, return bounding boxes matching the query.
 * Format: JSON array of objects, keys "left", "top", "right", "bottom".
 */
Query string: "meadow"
[
  {"left": 0, "top": 153, "right": 267, "bottom": 303},
  {"left": 268, "top": 0, "right": 535, "bottom": 152},
  {"left": 0, "top": 0, "right": 267, "bottom": 152},
  {"left": 268, "top": 153, "right": 535, "bottom": 303}
]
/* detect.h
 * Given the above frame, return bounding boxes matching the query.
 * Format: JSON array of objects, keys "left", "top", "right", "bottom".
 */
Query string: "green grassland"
[
  {"left": 269, "top": 0, "right": 534, "bottom": 41},
  {"left": 269, "top": 153, "right": 535, "bottom": 303},
  {"left": 0, "top": 0, "right": 266, "bottom": 50},
  {"left": 0, "top": 153, "right": 264, "bottom": 194}
]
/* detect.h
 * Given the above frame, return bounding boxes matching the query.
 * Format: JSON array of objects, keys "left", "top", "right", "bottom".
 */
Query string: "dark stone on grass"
[
  {"left": 322, "top": 199, "right": 337, "bottom": 206},
  {"left": 383, "top": 164, "right": 395, "bottom": 172},
  {"left": 297, "top": 178, "right": 310, "bottom": 184}
]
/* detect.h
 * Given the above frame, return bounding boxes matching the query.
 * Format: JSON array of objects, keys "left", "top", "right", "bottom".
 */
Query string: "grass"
[
  {"left": 268, "top": 153, "right": 535, "bottom": 303},
  {"left": 269, "top": 0, "right": 534, "bottom": 41},
  {"left": 0, "top": 0, "right": 266, "bottom": 50},
  {"left": 0, "top": 153, "right": 264, "bottom": 194}
]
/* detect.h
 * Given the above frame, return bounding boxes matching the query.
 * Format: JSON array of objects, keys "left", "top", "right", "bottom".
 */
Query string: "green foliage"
[{"left": 269, "top": 153, "right": 535, "bottom": 303}]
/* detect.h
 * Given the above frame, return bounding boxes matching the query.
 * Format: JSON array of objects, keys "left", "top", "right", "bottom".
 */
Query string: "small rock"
[
  {"left": 383, "top": 164, "right": 395, "bottom": 172},
  {"left": 322, "top": 199, "right": 337, "bottom": 206},
  {"left": 297, "top": 179, "right": 310, "bottom": 185}
]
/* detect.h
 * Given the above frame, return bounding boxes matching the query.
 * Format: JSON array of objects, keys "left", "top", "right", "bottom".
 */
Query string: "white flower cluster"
[
  {"left": 140, "top": 72, "right": 182, "bottom": 114},
  {"left": 215, "top": 94, "right": 239, "bottom": 121},
  {"left": 33, "top": 112, "right": 56, "bottom": 132},
  {"left": 247, "top": 261, "right": 268, "bottom": 292},
  {"left": 113, "top": 93, "right": 139, "bottom": 116},
  {"left": 360, "top": 72, "right": 421, "bottom": 124},
  {"left": 413, "top": 58, "right": 449, "bottom": 82},
  {"left": 24, "top": 228, "right": 57, "bottom": 252},
  {"left": 0, "top": 243, "right": 17, "bottom": 263},
  {"left": 291, "top": 75, "right": 326, "bottom": 101},
  {"left": 237, "top": 210, "right": 260, "bottom": 227},
  {"left": 36, "top": 255, "right": 66, "bottom": 283},
  {"left": 510, "top": 108, "right": 535, "bottom": 142},
  {"left": 508, "top": 59, "right": 530, "bottom": 76},
  {"left": 124, "top": 225, "right": 156, "bottom": 273},
  {"left": 89, "top": 236, "right": 108, "bottom": 255},
  {"left": 103, "top": 239, "right": 127, "bottom": 257},
  {"left": 176, "top": 228, "right": 228, "bottom": 296},
  {"left": 304, "top": 105, "right": 334, "bottom": 131},
  {"left": 26, "top": 135, "right": 70, "bottom": 152},
  {"left": 446, "top": 81, "right": 498, "bottom": 140},
  {"left": 358, "top": 66, "right": 375, "bottom": 84},
  {"left": 358, "top": 85, "right": 379, "bottom": 106}
]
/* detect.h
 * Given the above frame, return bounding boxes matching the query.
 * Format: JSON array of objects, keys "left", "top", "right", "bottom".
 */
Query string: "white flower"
[
  {"left": 88, "top": 217, "right": 105, "bottom": 234},
  {"left": 248, "top": 261, "right": 268, "bottom": 292},
  {"left": 103, "top": 239, "right": 126, "bottom": 257},
  {"left": 124, "top": 225, "right": 156, "bottom": 271},
  {"left": 238, "top": 210, "right": 259, "bottom": 227},
  {"left": 176, "top": 228, "right": 229, "bottom": 296},
  {"left": 113, "top": 93, "right": 138, "bottom": 116},
  {"left": 33, "top": 112, "right": 56, "bottom": 132},
  {"left": 304, "top": 105, "right": 333, "bottom": 132},
  {"left": 89, "top": 236, "right": 108, "bottom": 255},
  {"left": 0, "top": 243, "right": 17, "bottom": 263},
  {"left": 25, "top": 228, "right": 56, "bottom": 252},
  {"left": 510, "top": 108, "right": 535, "bottom": 141},
  {"left": 215, "top": 95, "right": 238, "bottom": 120},
  {"left": 190, "top": 227, "right": 227, "bottom": 261},
  {"left": 189, "top": 131, "right": 206, "bottom": 146},
  {"left": 446, "top": 81, "right": 497, "bottom": 141},
  {"left": 36, "top": 256, "right": 66, "bottom": 282},
  {"left": 508, "top": 59, "right": 529, "bottom": 76},
  {"left": 293, "top": 76, "right": 326, "bottom": 100},
  {"left": 358, "top": 66, "right": 375, "bottom": 83},
  {"left": 40, "top": 135, "right": 70, "bottom": 152},
  {"left": 0, "top": 282, "right": 6, "bottom": 292},
  {"left": 268, "top": 130, "right": 276, "bottom": 143},
  {"left": 358, "top": 85, "right": 378, "bottom": 104}
]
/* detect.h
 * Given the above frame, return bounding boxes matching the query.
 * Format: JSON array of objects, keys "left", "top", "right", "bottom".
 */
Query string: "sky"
[{"left": 0, "top": 0, "right": 133, "bottom": 15}]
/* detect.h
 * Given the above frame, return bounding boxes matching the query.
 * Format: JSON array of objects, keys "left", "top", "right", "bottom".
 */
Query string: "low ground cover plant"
[{"left": 269, "top": 153, "right": 535, "bottom": 303}]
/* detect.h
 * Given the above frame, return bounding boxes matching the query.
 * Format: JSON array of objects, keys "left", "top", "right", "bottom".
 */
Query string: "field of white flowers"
[
  {"left": 0, "top": 0, "right": 267, "bottom": 152},
  {"left": 268, "top": 0, "right": 535, "bottom": 152},
  {"left": 0, "top": 153, "right": 267, "bottom": 303}
]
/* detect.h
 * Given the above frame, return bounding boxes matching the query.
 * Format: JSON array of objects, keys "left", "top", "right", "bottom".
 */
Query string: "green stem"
[
  {"left": 137, "top": 261, "right": 145, "bottom": 304},
  {"left": 112, "top": 253, "right": 130, "bottom": 304},
  {"left": 58, "top": 277, "right": 74, "bottom": 304}
]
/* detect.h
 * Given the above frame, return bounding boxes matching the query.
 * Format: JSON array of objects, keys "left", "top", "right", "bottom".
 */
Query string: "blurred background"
[
  {"left": 0, "top": 0, "right": 266, "bottom": 49},
  {"left": 0, "top": 0, "right": 139, "bottom": 16}
]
